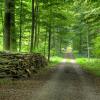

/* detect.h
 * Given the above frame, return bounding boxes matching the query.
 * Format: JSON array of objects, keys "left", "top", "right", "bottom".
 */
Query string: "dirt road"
[{"left": 31, "top": 53, "right": 100, "bottom": 100}]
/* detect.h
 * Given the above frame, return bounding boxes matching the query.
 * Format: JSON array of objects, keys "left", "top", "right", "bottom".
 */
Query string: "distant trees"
[
  {"left": 2, "top": 0, "right": 69, "bottom": 60},
  {"left": 72, "top": 0, "right": 100, "bottom": 58},
  {"left": 0, "top": 0, "right": 99, "bottom": 59}
]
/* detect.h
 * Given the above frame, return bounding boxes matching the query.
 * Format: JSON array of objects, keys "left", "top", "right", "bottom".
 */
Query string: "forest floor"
[{"left": 0, "top": 53, "right": 100, "bottom": 100}]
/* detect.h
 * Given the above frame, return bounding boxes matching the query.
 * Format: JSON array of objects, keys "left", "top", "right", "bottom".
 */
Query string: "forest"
[
  {"left": 0, "top": 0, "right": 100, "bottom": 57},
  {"left": 0, "top": 0, "right": 100, "bottom": 100},
  {"left": 0, "top": 0, "right": 100, "bottom": 76}
]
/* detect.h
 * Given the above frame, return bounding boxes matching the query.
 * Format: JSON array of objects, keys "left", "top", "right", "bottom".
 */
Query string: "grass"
[
  {"left": 66, "top": 58, "right": 72, "bottom": 62},
  {"left": 76, "top": 57, "right": 100, "bottom": 77},
  {"left": 0, "top": 78, "right": 12, "bottom": 85},
  {"left": 49, "top": 56, "right": 64, "bottom": 67}
]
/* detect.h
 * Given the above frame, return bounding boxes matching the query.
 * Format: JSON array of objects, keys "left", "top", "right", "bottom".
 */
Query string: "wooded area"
[
  {"left": 0, "top": 1, "right": 100, "bottom": 100},
  {"left": 0, "top": 0, "right": 100, "bottom": 57},
  {"left": 0, "top": 0, "right": 100, "bottom": 78}
]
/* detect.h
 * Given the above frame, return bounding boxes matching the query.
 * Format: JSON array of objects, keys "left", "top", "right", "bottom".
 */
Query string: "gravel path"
[{"left": 31, "top": 53, "right": 100, "bottom": 100}]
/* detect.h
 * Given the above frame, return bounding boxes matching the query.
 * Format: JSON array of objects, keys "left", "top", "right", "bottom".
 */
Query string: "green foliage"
[
  {"left": 92, "top": 36, "right": 100, "bottom": 57},
  {"left": 76, "top": 57, "right": 100, "bottom": 76},
  {"left": 0, "top": 0, "right": 100, "bottom": 61},
  {"left": 49, "top": 56, "right": 63, "bottom": 67},
  {"left": 73, "top": 50, "right": 79, "bottom": 57}
]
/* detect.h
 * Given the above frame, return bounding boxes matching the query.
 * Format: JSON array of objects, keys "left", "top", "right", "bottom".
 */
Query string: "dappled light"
[
  {"left": 66, "top": 58, "right": 76, "bottom": 64},
  {"left": 0, "top": 0, "right": 100, "bottom": 100},
  {"left": 62, "top": 59, "right": 67, "bottom": 63},
  {"left": 70, "top": 59, "right": 76, "bottom": 64}
]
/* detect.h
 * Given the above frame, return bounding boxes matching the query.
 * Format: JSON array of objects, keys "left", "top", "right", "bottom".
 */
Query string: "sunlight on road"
[
  {"left": 66, "top": 58, "right": 76, "bottom": 64},
  {"left": 70, "top": 59, "right": 76, "bottom": 63},
  {"left": 62, "top": 59, "right": 67, "bottom": 63}
]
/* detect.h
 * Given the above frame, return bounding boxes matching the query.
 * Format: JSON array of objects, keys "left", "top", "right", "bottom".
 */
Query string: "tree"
[
  {"left": 30, "top": 0, "right": 35, "bottom": 52},
  {"left": 19, "top": 0, "right": 23, "bottom": 52},
  {"left": 4, "top": 0, "right": 16, "bottom": 51}
]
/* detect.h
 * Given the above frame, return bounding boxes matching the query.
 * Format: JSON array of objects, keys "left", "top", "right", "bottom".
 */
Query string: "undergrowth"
[
  {"left": 76, "top": 57, "right": 100, "bottom": 77},
  {"left": 49, "top": 56, "right": 64, "bottom": 67}
]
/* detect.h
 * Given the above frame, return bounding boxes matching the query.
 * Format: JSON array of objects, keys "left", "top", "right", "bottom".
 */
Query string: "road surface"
[{"left": 30, "top": 53, "right": 100, "bottom": 100}]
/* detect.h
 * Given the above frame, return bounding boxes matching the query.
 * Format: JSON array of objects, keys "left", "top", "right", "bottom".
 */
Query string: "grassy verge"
[
  {"left": 76, "top": 57, "right": 100, "bottom": 77},
  {"left": 49, "top": 56, "right": 64, "bottom": 67},
  {"left": 0, "top": 78, "right": 12, "bottom": 85}
]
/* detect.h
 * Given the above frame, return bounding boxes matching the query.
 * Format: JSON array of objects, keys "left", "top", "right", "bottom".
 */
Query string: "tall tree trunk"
[
  {"left": 48, "top": 27, "right": 51, "bottom": 62},
  {"left": 4, "top": 0, "right": 16, "bottom": 51},
  {"left": 36, "top": 20, "right": 40, "bottom": 48},
  {"left": 79, "top": 32, "right": 82, "bottom": 55},
  {"left": 19, "top": 0, "right": 23, "bottom": 52},
  {"left": 10, "top": 0, "right": 16, "bottom": 51},
  {"left": 30, "top": 0, "right": 35, "bottom": 52},
  {"left": 44, "top": 28, "right": 48, "bottom": 56},
  {"left": 34, "top": 0, "right": 39, "bottom": 49},
  {"left": 1, "top": 3, "right": 4, "bottom": 43},
  {"left": 86, "top": 24, "right": 90, "bottom": 59},
  {"left": 0, "top": 0, "right": 4, "bottom": 29},
  {"left": 48, "top": 0, "right": 52, "bottom": 62},
  {"left": 87, "top": 32, "right": 90, "bottom": 59},
  {"left": 60, "top": 37, "right": 62, "bottom": 53},
  {"left": 36, "top": 2, "right": 40, "bottom": 49}
]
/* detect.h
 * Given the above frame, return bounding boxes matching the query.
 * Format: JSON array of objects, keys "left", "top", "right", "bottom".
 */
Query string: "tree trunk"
[
  {"left": 48, "top": 27, "right": 51, "bottom": 62},
  {"left": 44, "top": 28, "right": 48, "bottom": 56},
  {"left": 4, "top": 0, "right": 16, "bottom": 51},
  {"left": 60, "top": 38, "right": 62, "bottom": 53},
  {"left": 87, "top": 32, "right": 90, "bottom": 59},
  {"left": 19, "top": 0, "right": 23, "bottom": 52},
  {"left": 79, "top": 33, "right": 82, "bottom": 55},
  {"left": 30, "top": 0, "right": 35, "bottom": 52},
  {"left": 34, "top": 0, "right": 39, "bottom": 49}
]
